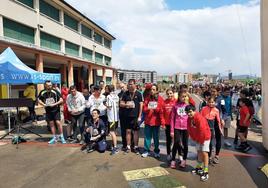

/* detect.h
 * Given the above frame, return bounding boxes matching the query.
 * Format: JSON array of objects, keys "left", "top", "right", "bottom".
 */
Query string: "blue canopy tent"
[
  {"left": 0, "top": 47, "right": 61, "bottom": 131},
  {"left": 0, "top": 47, "right": 61, "bottom": 84}
]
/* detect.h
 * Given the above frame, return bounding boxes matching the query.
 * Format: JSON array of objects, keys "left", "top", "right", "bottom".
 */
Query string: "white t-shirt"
[
  {"left": 87, "top": 94, "right": 107, "bottom": 116},
  {"left": 106, "top": 92, "right": 119, "bottom": 122}
]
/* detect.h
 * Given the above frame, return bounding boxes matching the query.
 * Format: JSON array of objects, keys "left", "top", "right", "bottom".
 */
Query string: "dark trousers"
[
  {"left": 209, "top": 128, "right": 214, "bottom": 157},
  {"left": 120, "top": 118, "right": 127, "bottom": 148},
  {"left": 71, "top": 113, "right": 85, "bottom": 140},
  {"left": 214, "top": 121, "right": 222, "bottom": 155},
  {"left": 172, "top": 129, "right": 188, "bottom": 160},
  {"left": 28, "top": 100, "right": 36, "bottom": 121},
  {"left": 165, "top": 125, "right": 172, "bottom": 155}
]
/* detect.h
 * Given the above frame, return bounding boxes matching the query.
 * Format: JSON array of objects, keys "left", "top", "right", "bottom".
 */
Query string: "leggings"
[
  {"left": 172, "top": 129, "right": 188, "bottom": 160},
  {"left": 165, "top": 125, "right": 172, "bottom": 155},
  {"left": 214, "top": 121, "right": 222, "bottom": 156}
]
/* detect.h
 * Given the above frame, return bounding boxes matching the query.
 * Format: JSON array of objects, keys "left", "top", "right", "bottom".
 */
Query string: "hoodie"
[
  {"left": 163, "top": 98, "right": 176, "bottom": 125},
  {"left": 170, "top": 102, "right": 188, "bottom": 133}
]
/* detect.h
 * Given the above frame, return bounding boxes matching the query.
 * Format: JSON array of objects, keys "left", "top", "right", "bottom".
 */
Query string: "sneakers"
[
  {"left": 60, "top": 136, "right": 66, "bottom": 144},
  {"left": 141, "top": 152, "right": 150, "bottom": 158},
  {"left": 134, "top": 147, "right": 140, "bottom": 155},
  {"left": 79, "top": 140, "right": 85, "bottom": 145},
  {"left": 191, "top": 168, "right": 204, "bottom": 176},
  {"left": 166, "top": 155, "right": 172, "bottom": 162},
  {"left": 111, "top": 148, "right": 119, "bottom": 155},
  {"left": 70, "top": 139, "right": 79, "bottom": 144},
  {"left": 179, "top": 160, "right": 186, "bottom": 168},
  {"left": 212, "top": 156, "right": 219, "bottom": 164},
  {"left": 200, "top": 172, "right": 209, "bottom": 181},
  {"left": 154, "top": 152, "right": 160, "bottom": 158},
  {"left": 243, "top": 145, "right": 252, "bottom": 152},
  {"left": 48, "top": 137, "right": 56, "bottom": 144},
  {"left": 170, "top": 160, "right": 176, "bottom": 169},
  {"left": 224, "top": 141, "right": 232, "bottom": 147}
]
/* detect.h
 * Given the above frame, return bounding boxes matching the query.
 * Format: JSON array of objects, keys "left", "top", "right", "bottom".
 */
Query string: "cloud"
[{"left": 66, "top": 0, "right": 260, "bottom": 76}]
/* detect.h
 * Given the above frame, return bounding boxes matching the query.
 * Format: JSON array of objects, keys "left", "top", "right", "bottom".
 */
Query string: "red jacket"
[
  {"left": 187, "top": 112, "right": 211, "bottom": 144},
  {"left": 143, "top": 95, "right": 165, "bottom": 126},
  {"left": 163, "top": 98, "right": 176, "bottom": 125}
]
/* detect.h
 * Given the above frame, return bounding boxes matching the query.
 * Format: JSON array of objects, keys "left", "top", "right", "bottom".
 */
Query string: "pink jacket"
[{"left": 170, "top": 102, "right": 188, "bottom": 133}]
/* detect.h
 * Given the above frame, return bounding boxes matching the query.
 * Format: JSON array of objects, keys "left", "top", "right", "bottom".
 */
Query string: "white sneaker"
[
  {"left": 141, "top": 152, "right": 150, "bottom": 158},
  {"left": 224, "top": 141, "right": 232, "bottom": 147}
]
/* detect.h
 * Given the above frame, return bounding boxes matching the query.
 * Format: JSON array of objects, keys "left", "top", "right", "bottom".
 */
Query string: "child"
[
  {"left": 199, "top": 90, "right": 211, "bottom": 111},
  {"left": 236, "top": 98, "right": 252, "bottom": 152},
  {"left": 163, "top": 88, "right": 177, "bottom": 161},
  {"left": 185, "top": 105, "right": 211, "bottom": 182},
  {"left": 170, "top": 91, "right": 189, "bottom": 168},
  {"left": 201, "top": 97, "right": 222, "bottom": 164},
  {"left": 106, "top": 85, "right": 120, "bottom": 155}
]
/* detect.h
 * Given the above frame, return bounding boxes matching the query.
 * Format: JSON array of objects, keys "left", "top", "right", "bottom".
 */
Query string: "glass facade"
[
  {"left": 3, "top": 18, "right": 34, "bottom": 44},
  {"left": 40, "top": 32, "right": 60, "bottom": 51},
  {"left": 94, "top": 33, "right": 103, "bottom": 44},
  {"left": 82, "top": 47, "right": 93, "bottom": 60},
  {"left": 95, "top": 52, "right": 103, "bottom": 64},
  {"left": 81, "top": 24, "right": 92, "bottom": 38},
  {"left": 104, "top": 38, "right": 111, "bottom": 48},
  {"left": 40, "top": 0, "right": 60, "bottom": 22},
  {"left": 64, "top": 13, "right": 78, "bottom": 31},
  {"left": 65, "top": 41, "right": 79, "bottom": 57},
  {"left": 17, "top": 0, "right": 34, "bottom": 8}
]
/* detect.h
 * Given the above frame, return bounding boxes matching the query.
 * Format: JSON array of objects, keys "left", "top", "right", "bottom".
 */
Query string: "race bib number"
[
  {"left": 221, "top": 99, "right": 225, "bottom": 105},
  {"left": 177, "top": 107, "right": 186, "bottom": 116},
  {"left": 127, "top": 101, "right": 135, "bottom": 108},
  {"left": 45, "top": 98, "right": 55, "bottom": 105},
  {"left": 148, "top": 101, "right": 158, "bottom": 109}
]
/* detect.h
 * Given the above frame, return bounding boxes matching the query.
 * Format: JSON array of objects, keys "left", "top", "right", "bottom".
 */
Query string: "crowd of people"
[{"left": 31, "top": 79, "right": 260, "bottom": 182}]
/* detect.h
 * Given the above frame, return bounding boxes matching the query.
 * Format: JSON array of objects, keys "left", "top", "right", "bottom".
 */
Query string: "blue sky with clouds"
[
  {"left": 165, "top": 0, "right": 251, "bottom": 10},
  {"left": 66, "top": 0, "right": 260, "bottom": 76}
]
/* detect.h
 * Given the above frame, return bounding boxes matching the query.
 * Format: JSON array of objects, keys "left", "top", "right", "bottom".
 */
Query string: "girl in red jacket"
[
  {"left": 185, "top": 105, "right": 211, "bottom": 182},
  {"left": 141, "top": 84, "right": 165, "bottom": 158},
  {"left": 163, "top": 88, "right": 176, "bottom": 161}
]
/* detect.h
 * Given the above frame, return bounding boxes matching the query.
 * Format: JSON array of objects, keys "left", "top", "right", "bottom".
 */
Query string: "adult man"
[
  {"left": 83, "top": 109, "right": 106, "bottom": 153},
  {"left": 120, "top": 79, "right": 143, "bottom": 153},
  {"left": 66, "top": 85, "right": 86, "bottom": 144},
  {"left": 118, "top": 82, "right": 128, "bottom": 150},
  {"left": 83, "top": 88, "right": 91, "bottom": 125},
  {"left": 99, "top": 80, "right": 105, "bottom": 94},
  {"left": 23, "top": 83, "right": 36, "bottom": 122},
  {"left": 86, "top": 85, "right": 107, "bottom": 124},
  {"left": 38, "top": 80, "right": 65, "bottom": 144}
]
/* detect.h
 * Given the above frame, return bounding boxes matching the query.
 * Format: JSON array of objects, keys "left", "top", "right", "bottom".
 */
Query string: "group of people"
[{"left": 30, "top": 79, "right": 257, "bottom": 182}]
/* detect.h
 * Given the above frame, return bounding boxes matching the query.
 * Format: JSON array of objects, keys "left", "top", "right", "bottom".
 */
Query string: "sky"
[{"left": 65, "top": 0, "right": 260, "bottom": 76}]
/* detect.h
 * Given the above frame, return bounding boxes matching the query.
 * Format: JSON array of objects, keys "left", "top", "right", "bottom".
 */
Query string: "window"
[
  {"left": 17, "top": 0, "right": 34, "bottom": 8},
  {"left": 81, "top": 25, "right": 92, "bottom": 38},
  {"left": 40, "top": 0, "right": 60, "bottom": 22},
  {"left": 40, "top": 32, "right": 60, "bottom": 51},
  {"left": 3, "top": 18, "right": 34, "bottom": 44},
  {"left": 64, "top": 13, "right": 78, "bottom": 31},
  {"left": 94, "top": 33, "right": 103, "bottom": 44},
  {"left": 82, "top": 47, "right": 93, "bottom": 60},
  {"left": 104, "top": 38, "right": 111, "bottom": 48},
  {"left": 95, "top": 52, "right": 103, "bottom": 64},
  {"left": 106, "top": 77, "right": 112, "bottom": 85},
  {"left": 65, "top": 41, "right": 79, "bottom": 57},
  {"left": 104, "top": 56, "right": 111, "bottom": 66}
]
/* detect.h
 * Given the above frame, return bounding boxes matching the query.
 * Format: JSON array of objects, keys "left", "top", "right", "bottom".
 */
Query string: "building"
[
  {"left": 117, "top": 69, "right": 157, "bottom": 84},
  {"left": 0, "top": 0, "right": 116, "bottom": 97},
  {"left": 261, "top": 0, "right": 268, "bottom": 149},
  {"left": 157, "top": 75, "right": 173, "bottom": 83},
  {"left": 172, "top": 73, "right": 193, "bottom": 84}
]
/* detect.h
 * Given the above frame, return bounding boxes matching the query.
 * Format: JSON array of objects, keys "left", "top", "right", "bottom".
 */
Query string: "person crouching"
[{"left": 83, "top": 109, "right": 106, "bottom": 153}]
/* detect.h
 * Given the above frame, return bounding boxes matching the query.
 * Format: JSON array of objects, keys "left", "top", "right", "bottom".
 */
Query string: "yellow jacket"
[{"left": 23, "top": 85, "right": 36, "bottom": 101}]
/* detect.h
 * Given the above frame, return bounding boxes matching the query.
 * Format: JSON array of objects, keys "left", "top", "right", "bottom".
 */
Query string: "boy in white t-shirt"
[{"left": 106, "top": 85, "right": 120, "bottom": 155}]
